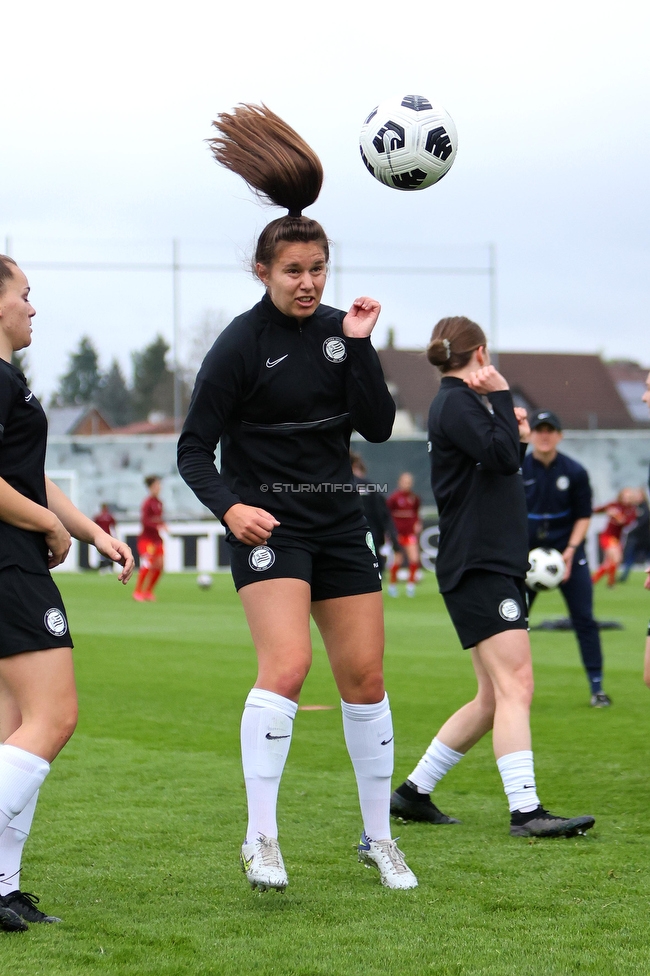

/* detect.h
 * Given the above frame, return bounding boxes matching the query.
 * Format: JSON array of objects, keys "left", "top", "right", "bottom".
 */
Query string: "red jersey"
[
  {"left": 94, "top": 511, "right": 116, "bottom": 535},
  {"left": 140, "top": 496, "right": 164, "bottom": 543},
  {"left": 387, "top": 489, "right": 420, "bottom": 537},
  {"left": 594, "top": 502, "right": 637, "bottom": 542}
]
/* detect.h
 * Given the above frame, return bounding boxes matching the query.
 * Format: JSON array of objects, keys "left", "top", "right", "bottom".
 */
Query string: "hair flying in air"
[
  {"left": 208, "top": 104, "right": 330, "bottom": 272},
  {"left": 427, "top": 316, "right": 487, "bottom": 374}
]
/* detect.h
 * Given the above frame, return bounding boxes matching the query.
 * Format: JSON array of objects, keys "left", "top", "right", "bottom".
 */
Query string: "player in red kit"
[
  {"left": 93, "top": 503, "right": 117, "bottom": 574},
  {"left": 592, "top": 489, "right": 638, "bottom": 588},
  {"left": 133, "top": 476, "right": 166, "bottom": 602},
  {"left": 387, "top": 472, "right": 421, "bottom": 597}
]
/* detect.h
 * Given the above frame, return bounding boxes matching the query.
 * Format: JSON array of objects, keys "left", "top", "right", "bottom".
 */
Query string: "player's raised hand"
[
  {"left": 224, "top": 503, "right": 281, "bottom": 546},
  {"left": 514, "top": 407, "right": 531, "bottom": 442},
  {"left": 342, "top": 297, "right": 381, "bottom": 338},
  {"left": 464, "top": 365, "right": 509, "bottom": 395},
  {"left": 93, "top": 531, "right": 135, "bottom": 583}
]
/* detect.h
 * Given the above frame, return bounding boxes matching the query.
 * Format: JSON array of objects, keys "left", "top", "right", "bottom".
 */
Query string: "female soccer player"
[
  {"left": 133, "top": 476, "right": 166, "bottom": 602},
  {"left": 178, "top": 104, "right": 416, "bottom": 891},
  {"left": 591, "top": 489, "right": 638, "bottom": 588},
  {"left": 0, "top": 255, "right": 134, "bottom": 932},
  {"left": 387, "top": 472, "right": 422, "bottom": 597},
  {"left": 391, "top": 316, "right": 595, "bottom": 838}
]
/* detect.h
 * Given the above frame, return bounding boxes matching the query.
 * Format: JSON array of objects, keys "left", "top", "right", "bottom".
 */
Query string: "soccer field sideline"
[{"left": 5, "top": 572, "right": 650, "bottom": 976}]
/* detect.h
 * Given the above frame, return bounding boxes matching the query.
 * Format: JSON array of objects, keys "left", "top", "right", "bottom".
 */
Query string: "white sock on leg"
[
  {"left": 0, "top": 745, "right": 50, "bottom": 835},
  {"left": 0, "top": 790, "right": 38, "bottom": 895},
  {"left": 240, "top": 689, "right": 297, "bottom": 842},
  {"left": 408, "top": 737, "right": 464, "bottom": 794},
  {"left": 496, "top": 750, "right": 540, "bottom": 813},
  {"left": 341, "top": 693, "right": 393, "bottom": 841}
]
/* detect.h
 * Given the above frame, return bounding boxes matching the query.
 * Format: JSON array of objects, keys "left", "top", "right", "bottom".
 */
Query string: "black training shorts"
[
  {"left": 0, "top": 567, "right": 74, "bottom": 658},
  {"left": 442, "top": 569, "right": 529, "bottom": 649},
  {"left": 227, "top": 526, "right": 382, "bottom": 601}
]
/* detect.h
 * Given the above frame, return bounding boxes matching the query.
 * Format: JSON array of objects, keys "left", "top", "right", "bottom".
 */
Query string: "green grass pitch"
[{"left": 4, "top": 571, "right": 650, "bottom": 975}]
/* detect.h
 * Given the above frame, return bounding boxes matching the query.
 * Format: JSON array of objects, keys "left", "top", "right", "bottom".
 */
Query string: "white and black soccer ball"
[
  {"left": 197, "top": 573, "right": 213, "bottom": 590},
  {"left": 359, "top": 95, "right": 458, "bottom": 191},
  {"left": 526, "top": 548, "right": 566, "bottom": 592}
]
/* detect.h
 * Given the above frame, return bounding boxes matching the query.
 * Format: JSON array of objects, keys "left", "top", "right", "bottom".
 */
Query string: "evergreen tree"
[
  {"left": 51, "top": 336, "right": 101, "bottom": 406},
  {"left": 96, "top": 359, "right": 133, "bottom": 427},
  {"left": 131, "top": 335, "right": 175, "bottom": 420},
  {"left": 10, "top": 350, "right": 29, "bottom": 385}
]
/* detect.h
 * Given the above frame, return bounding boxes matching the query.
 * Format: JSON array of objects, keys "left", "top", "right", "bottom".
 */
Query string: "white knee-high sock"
[
  {"left": 0, "top": 746, "right": 50, "bottom": 836},
  {"left": 0, "top": 790, "right": 38, "bottom": 894},
  {"left": 496, "top": 750, "right": 540, "bottom": 813},
  {"left": 341, "top": 694, "right": 393, "bottom": 841},
  {"left": 409, "top": 737, "right": 465, "bottom": 794},
  {"left": 240, "top": 689, "right": 297, "bottom": 842}
]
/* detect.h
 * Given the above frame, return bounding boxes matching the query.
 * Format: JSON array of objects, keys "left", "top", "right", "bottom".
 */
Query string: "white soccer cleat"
[
  {"left": 240, "top": 834, "right": 288, "bottom": 892},
  {"left": 357, "top": 832, "right": 418, "bottom": 889},
  {"left": 406, "top": 582, "right": 416, "bottom": 597},
  {"left": 387, "top": 584, "right": 398, "bottom": 598}
]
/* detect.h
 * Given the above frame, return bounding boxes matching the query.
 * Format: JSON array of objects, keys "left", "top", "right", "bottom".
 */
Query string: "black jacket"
[
  {"left": 428, "top": 377, "right": 529, "bottom": 592},
  {"left": 177, "top": 294, "right": 395, "bottom": 535}
]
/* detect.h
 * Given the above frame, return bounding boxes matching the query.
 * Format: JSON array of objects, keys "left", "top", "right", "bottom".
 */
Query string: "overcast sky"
[{"left": 2, "top": 0, "right": 648, "bottom": 398}]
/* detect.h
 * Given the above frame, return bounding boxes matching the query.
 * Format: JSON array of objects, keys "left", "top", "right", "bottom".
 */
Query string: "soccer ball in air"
[
  {"left": 359, "top": 95, "right": 458, "bottom": 191},
  {"left": 197, "top": 573, "right": 213, "bottom": 590},
  {"left": 526, "top": 548, "right": 566, "bottom": 592}
]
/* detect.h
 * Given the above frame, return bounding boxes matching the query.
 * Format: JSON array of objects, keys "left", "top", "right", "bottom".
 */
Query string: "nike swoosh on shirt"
[
  {"left": 24, "top": 392, "right": 34, "bottom": 402},
  {"left": 265, "top": 732, "right": 290, "bottom": 740},
  {"left": 381, "top": 737, "right": 394, "bottom": 746},
  {"left": 266, "top": 355, "right": 288, "bottom": 368}
]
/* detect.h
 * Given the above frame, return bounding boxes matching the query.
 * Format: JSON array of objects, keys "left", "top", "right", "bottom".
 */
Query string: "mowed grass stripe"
[{"left": 4, "top": 572, "right": 649, "bottom": 975}]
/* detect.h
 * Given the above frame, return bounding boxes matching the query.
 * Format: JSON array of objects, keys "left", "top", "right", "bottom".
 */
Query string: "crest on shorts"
[
  {"left": 322, "top": 337, "right": 347, "bottom": 363},
  {"left": 498, "top": 599, "right": 521, "bottom": 622},
  {"left": 248, "top": 546, "right": 276, "bottom": 572},
  {"left": 44, "top": 607, "right": 68, "bottom": 637},
  {"left": 365, "top": 531, "right": 377, "bottom": 557}
]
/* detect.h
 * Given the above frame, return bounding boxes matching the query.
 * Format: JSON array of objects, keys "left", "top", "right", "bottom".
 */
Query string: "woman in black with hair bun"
[{"left": 391, "top": 315, "right": 595, "bottom": 839}]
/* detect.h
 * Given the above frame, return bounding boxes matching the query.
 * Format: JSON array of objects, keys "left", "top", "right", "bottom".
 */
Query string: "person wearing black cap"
[
  {"left": 178, "top": 104, "right": 416, "bottom": 892},
  {"left": 522, "top": 410, "right": 611, "bottom": 707}
]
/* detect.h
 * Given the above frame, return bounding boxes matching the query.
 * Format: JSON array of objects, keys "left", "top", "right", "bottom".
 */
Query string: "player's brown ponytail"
[
  {"left": 427, "top": 316, "right": 487, "bottom": 373},
  {"left": 208, "top": 104, "right": 330, "bottom": 272},
  {"left": 0, "top": 255, "right": 18, "bottom": 296}
]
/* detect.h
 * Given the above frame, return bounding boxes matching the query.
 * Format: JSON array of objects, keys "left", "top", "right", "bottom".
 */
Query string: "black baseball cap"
[{"left": 529, "top": 409, "right": 562, "bottom": 431}]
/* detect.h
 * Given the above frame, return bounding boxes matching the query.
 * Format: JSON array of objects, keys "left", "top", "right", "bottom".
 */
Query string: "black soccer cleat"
[
  {"left": 509, "top": 806, "right": 595, "bottom": 838},
  {"left": 390, "top": 781, "right": 461, "bottom": 824},
  {"left": 1, "top": 890, "right": 62, "bottom": 923},
  {"left": 0, "top": 903, "right": 28, "bottom": 932},
  {"left": 590, "top": 692, "right": 612, "bottom": 708}
]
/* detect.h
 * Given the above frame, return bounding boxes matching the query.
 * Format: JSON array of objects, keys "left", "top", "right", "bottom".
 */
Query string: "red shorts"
[
  {"left": 397, "top": 533, "right": 418, "bottom": 548},
  {"left": 599, "top": 533, "right": 621, "bottom": 552},
  {"left": 137, "top": 538, "right": 164, "bottom": 569}
]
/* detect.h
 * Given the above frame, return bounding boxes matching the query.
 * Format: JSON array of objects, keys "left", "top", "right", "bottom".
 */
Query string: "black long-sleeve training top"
[
  {"left": 428, "top": 376, "right": 529, "bottom": 592},
  {"left": 177, "top": 294, "right": 395, "bottom": 535}
]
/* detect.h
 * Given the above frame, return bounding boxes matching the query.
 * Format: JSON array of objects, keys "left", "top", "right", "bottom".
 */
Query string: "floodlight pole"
[
  {"left": 172, "top": 238, "right": 182, "bottom": 432},
  {"left": 4, "top": 237, "right": 11, "bottom": 256},
  {"left": 488, "top": 243, "right": 498, "bottom": 368}
]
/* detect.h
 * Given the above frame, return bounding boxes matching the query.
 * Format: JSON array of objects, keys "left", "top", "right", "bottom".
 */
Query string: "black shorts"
[
  {"left": 0, "top": 567, "right": 74, "bottom": 659},
  {"left": 442, "top": 569, "right": 529, "bottom": 649},
  {"left": 227, "top": 527, "right": 382, "bottom": 601}
]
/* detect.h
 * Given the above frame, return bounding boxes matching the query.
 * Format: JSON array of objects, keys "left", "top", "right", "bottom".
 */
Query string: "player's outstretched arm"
[{"left": 45, "top": 478, "right": 134, "bottom": 582}]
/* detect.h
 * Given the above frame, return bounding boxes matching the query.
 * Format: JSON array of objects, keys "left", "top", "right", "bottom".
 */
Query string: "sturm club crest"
[
  {"left": 498, "top": 599, "right": 521, "bottom": 622},
  {"left": 248, "top": 546, "right": 276, "bottom": 572},
  {"left": 322, "top": 337, "right": 347, "bottom": 363},
  {"left": 44, "top": 607, "right": 68, "bottom": 637},
  {"left": 556, "top": 475, "right": 570, "bottom": 491}
]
